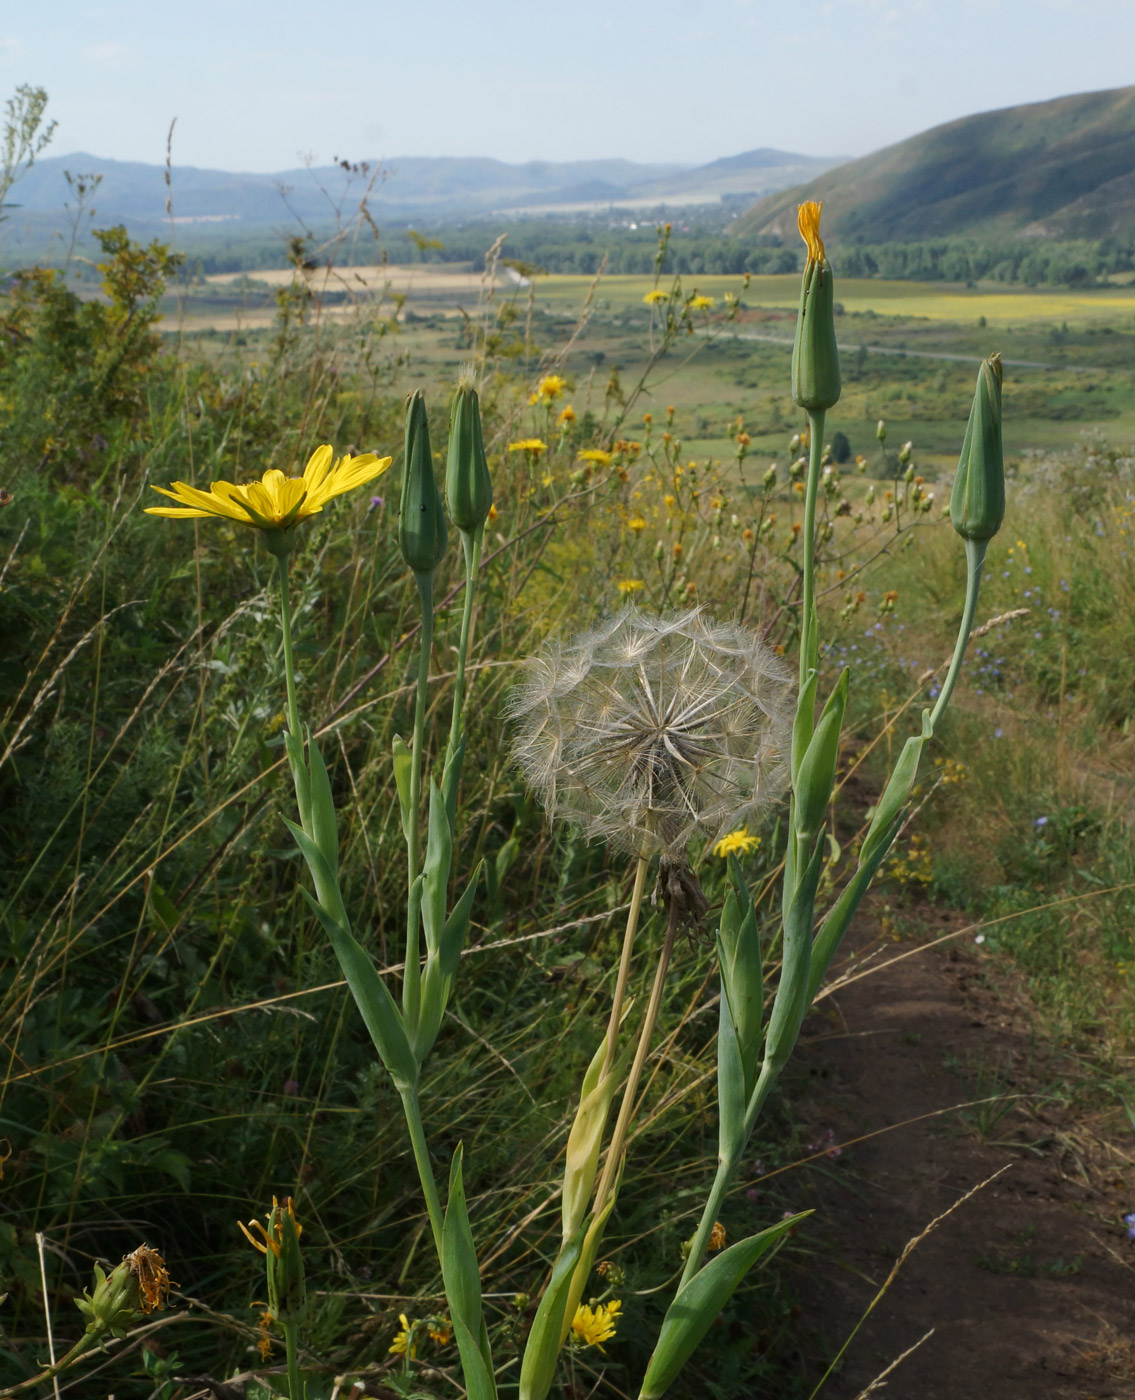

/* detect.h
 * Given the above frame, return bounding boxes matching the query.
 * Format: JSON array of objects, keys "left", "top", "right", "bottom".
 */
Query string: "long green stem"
[
  {"left": 592, "top": 903, "right": 680, "bottom": 1216},
  {"left": 929, "top": 537, "right": 987, "bottom": 733},
  {"left": 283, "top": 1319, "right": 303, "bottom": 1400},
  {"left": 601, "top": 854, "right": 650, "bottom": 1078},
  {"left": 446, "top": 528, "right": 483, "bottom": 762},
  {"left": 677, "top": 1059, "right": 778, "bottom": 1291},
  {"left": 277, "top": 553, "right": 301, "bottom": 743},
  {"left": 400, "top": 1085, "right": 447, "bottom": 1261},
  {"left": 799, "top": 409, "right": 825, "bottom": 694}
]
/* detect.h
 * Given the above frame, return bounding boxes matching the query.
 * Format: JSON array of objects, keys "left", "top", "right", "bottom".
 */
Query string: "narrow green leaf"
[
  {"left": 639, "top": 1213, "right": 811, "bottom": 1399},
  {"left": 861, "top": 709, "right": 933, "bottom": 864},
  {"left": 808, "top": 814, "right": 903, "bottom": 1001},
  {"left": 721, "top": 854, "right": 763, "bottom": 1096},
  {"left": 441, "top": 734, "right": 466, "bottom": 836},
  {"left": 440, "top": 861, "right": 482, "bottom": 980},
  {"left": 715, "top": 977, "right": 746, "bottom": 1161},
  {"left": 763, "top": 836, "right": 825, "bottom": 1072},
  {"left": 282, "top": 817, "right": 347, "bottom": 928},
  {"left": 519, "top": 1228, "right": 585, "bottom": 1400},
  {"left": 306, "top": 736, "right": 339, "bottom": 876},
  {"left": 392, "top": 734, "right": 412, "bottom": 842},
  {"left": 296, "top": 887, "right": 416, "bottom": 1091},
  {"left": 443, "top": 1146, "right": 497, "bottom": 1400},
  {"left": 284, "top": 729, "right": 311, "bottom": 832},
  {"left": 561, "top": 1017, "right": 631, "bottom": 1243},
  {"left": 421, "top": 780, "right": 452, "bottom": 956},
  {"left": 794, "top": 667, "right": 848, "bottom": 839},
  {"left": 791, "top": 670, "right": 818, "bottom": 783}
]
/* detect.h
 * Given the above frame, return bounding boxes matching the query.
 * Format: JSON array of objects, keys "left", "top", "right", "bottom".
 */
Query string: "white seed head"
[{"left": 508, "top": 607, "right": 795, "bottom": 858}]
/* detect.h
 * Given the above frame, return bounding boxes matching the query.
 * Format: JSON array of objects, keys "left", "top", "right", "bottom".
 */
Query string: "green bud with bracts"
[
  {"left": 950, "top": 354, "right": 1005, "bottom": 543},
  {"left": 240, "top": 1195, "right": 307, "bottom": 1326},
  {"left": 791, "top": 201, "right": 841, "bottom": 413},
  {"left": 446, "top": 370, "right": 494, "bottom": 535},
  {"left": 399, "top": 389, "right": 449, "bottom": 575}
]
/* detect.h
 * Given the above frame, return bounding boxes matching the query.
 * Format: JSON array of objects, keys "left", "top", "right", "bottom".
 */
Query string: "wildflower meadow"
[{"left": 3, "top": 108, "right": 1135, "bottom": 1400}]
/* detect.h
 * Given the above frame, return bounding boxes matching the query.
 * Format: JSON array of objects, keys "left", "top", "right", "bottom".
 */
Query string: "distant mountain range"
[
  {"left": 4, "top": 148, "right": 844, "bottom": 236},
  {"left": 733, "top": 85, "right": 1135, "bottom": 244}
]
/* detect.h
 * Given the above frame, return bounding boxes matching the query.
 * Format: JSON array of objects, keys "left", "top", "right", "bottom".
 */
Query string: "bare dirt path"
[{"left": 781, "top": 908, "right": 1135, "bottom": 1399}]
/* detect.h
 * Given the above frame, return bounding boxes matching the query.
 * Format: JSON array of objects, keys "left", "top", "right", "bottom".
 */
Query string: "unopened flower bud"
[
  {"left": 791, "top": 203, "right": 841, "bottom": 412},
  {"left": 763, "top": 463, "right": 777, "bottom": 488},
  {"left": 876, "top": 419, "right": 886, "bottom": 442},
  {"left": 788, "top": 434, "right": 801, "bottom": 455},
  {"left": 445, "top": 373, "right": 493, "bottom": 534},
  {"left": 898, "top": 441, "right": 912, "bottom": 465},
  {"left": 400, "top": 391, "right": 448, "bottom": 574},
  {"left": 950, "top": 354, "right": 1005, "bottom": 543}
]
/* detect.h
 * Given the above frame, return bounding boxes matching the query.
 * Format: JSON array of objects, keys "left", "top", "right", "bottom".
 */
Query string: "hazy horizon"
[{"left": 4, "top": 1, "right": 1134, "bottom": 177}]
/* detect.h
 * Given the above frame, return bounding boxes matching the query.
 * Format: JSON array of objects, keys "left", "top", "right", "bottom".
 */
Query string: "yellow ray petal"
[{"left": 302, "top": 445, "right": 335, "bottom": 493}]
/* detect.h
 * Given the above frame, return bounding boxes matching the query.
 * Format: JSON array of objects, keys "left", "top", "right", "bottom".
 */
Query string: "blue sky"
[{"left": 4, "top": 0, "right": 1134, "bottom": 172}]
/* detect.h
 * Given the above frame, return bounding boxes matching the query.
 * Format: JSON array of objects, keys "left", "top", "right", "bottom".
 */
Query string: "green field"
[{"left": 169, "top": 266, "right": 1135, "bottom": 474}]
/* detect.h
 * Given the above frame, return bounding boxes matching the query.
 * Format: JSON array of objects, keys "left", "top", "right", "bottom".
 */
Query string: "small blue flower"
[
  {"left": 1123, "top": 1211, "right": 1135, "bottom": 1241},
  {"left": 1034, "top": 816, "right": 1048, "bottom": 829}
]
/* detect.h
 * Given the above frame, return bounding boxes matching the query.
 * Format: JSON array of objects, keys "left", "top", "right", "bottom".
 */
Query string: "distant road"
[{"left": 712, "top": 327, "right": 1102, "bottom": 374}]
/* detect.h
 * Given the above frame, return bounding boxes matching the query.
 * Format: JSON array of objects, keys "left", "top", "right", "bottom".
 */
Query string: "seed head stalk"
[
  {"left": 592, "top": 898, "right": 680, "bottom": 1216},
  {"left": 403, "top": 569, "right": 434, "bottom": 1026},
  {"left": 283, "top": 1318, "right": 303, "bottom": 1400},
  {"left": 602, "top": 855, "right": 650, "bottom": 1079}
]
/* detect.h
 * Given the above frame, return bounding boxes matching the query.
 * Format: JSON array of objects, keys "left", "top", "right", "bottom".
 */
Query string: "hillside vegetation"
[{"left": 734, "top": 84, "right": 1135, "bottom": 243}]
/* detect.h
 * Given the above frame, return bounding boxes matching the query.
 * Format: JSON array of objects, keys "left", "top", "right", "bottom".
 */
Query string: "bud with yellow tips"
[{"left": 791, "top": 202, "right": 841, "bottom": 413}]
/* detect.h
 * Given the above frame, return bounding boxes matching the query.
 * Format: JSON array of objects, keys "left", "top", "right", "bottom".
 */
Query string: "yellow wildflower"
[
  {"left": 663, "top": 494, "right": 676, "bottom": 509},
  {"left": 558, "top": 404, "right": 576, "bottom": 424},
  {"left": 617, "top": 579, "right": 645, "bottom": 594},
  {"left": 239, "top": 1195, "right": 303, "bottom": 1258},
  {"left": 797, "top": 200, "right": 825, "bottom": 263},
  {"left": 257, "top": 1310, "right": 275, "bottom": 1362},
  {"left": 145, "top": 446, "right": 390, "bottom": 532},
  {"left": 389, "top": 1313, "right": 418, "bottom": 1358},
  {"left": 533, "top": 373, "right": 567, "bottom": 401},
  {"left": 713, "top": 828, "right": 761, "bottom": 858},
  {"left": 627, "top": 516, "right": 646, "bottom": 533},
  {"left": 708, "top": 1221, "right": 727, "bottom": 1251},
  {"left": 428, "top": 1317, "right": 453, "bottom": 1346},
  {"left": 570, "top": 1300, "right": 622, "bottom": 1352},
  {"left": 643, "top": 289, "right": 667, "bottom": 305},
  {"left": 508, "top": 439, "right": 548, "bottom": 455},
  {"left": 688, "top": 294, "right": 715, "bottom": 311},
  {"left": 579, "top": 449, "right": 613, "bottom": 466}
]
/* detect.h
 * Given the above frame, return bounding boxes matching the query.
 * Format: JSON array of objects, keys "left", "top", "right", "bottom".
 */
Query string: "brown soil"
[{"left": 781, "top": 904, "right": 1135, "bottom": 1400}]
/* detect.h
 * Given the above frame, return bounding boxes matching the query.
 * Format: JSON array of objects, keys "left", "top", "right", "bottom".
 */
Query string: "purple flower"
[
  {"left": 283, "top": 1079, "right": 300, "bottom": 1096},
  {"left": 1123, "top": 1211, "right": 1135, "bottom": 1241},
  {"left": 1034, "top": 816, "right": 1048, "bottom": 829},
  {"left": 746, "top": 1187, "right": 760, "bottom": 1202},
  {"left": 368, "top": 495, "right": 384, "bottom": 512}
]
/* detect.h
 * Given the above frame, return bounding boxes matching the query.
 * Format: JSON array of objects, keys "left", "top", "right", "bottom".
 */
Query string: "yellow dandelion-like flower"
[
  {"left": 627, "top": 516, "right": 646, "bottom": 533},
  {"left": 559, "top": 405, "right": 576, "bottom": 424},
  {"left": 617, "top": 579, "right": 645, "bottom": 594},
  {"left": 145, "top": 446, "right": 391, "bottom": 532},
  {"left": 571, "top": 1300, "right": 622, "bottom": 1352},
  {"left": 508, "top": 439, "right": 548, "bottom": 455},
  {"left": 389, "top": 1313, "right": 418, "bottom": 1358},
  {"left": 535, "top": 373, "right": 567, "bottom": 401},
  {"left": 663, "top": 494, "right": 676, "bottom": 509},
  {"left": 579, "top": 449, "right": 612, "bottom": 466},
  {"left": 688, "top": 295, "right": 715, "bottom": 311},
  {"left": 488, "top": 503, "right": 499, "bottom": 522},
  {"left": 713, "top": 828, "right": 760, "bottom": 858},
  {"left": 643, "top": 289, "right": 667, "bottom": 305},
  {"left": 797, "top": 200, "right": 825, "bottom": 263}
]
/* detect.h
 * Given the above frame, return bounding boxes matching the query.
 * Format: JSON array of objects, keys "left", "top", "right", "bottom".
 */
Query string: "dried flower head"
[{"left": 508, "top": 607, "right": 794, "bottom": 860}]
